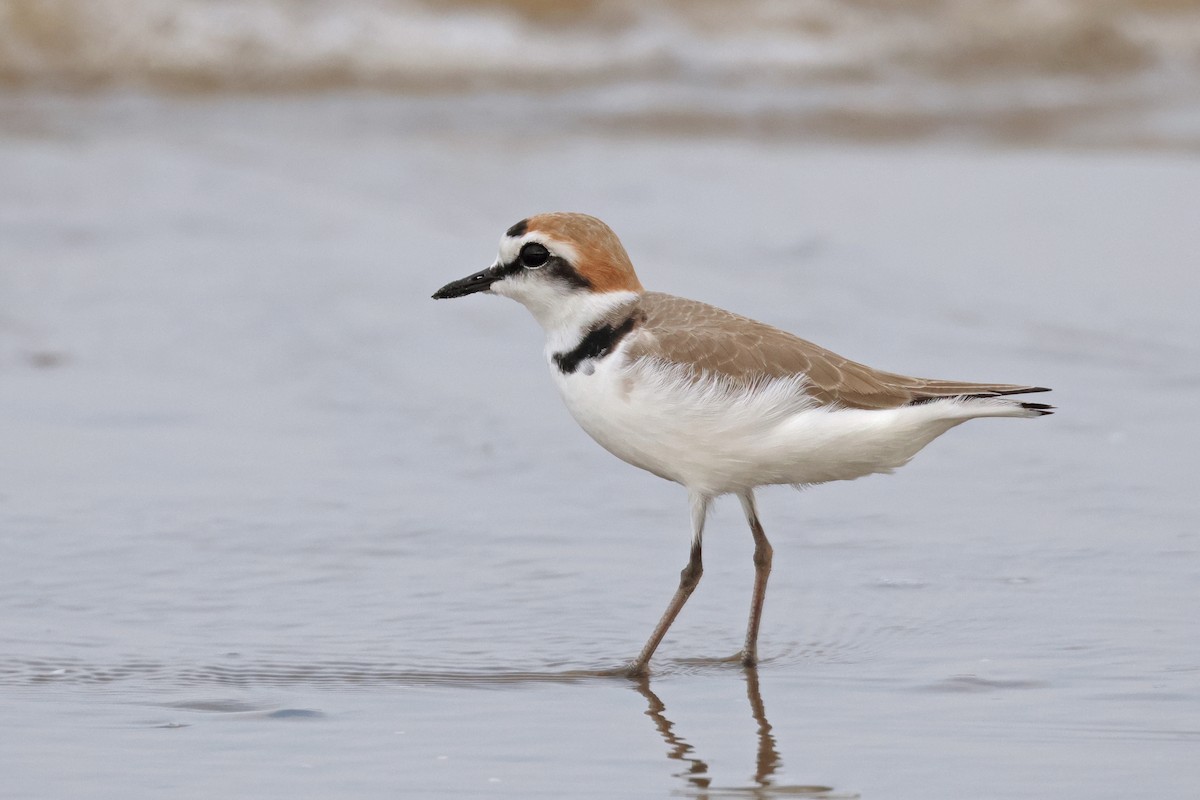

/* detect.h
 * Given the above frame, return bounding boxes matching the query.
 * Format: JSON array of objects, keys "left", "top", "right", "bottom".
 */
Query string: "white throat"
[
  {"left": 542, "top": 291, "right": 640, "bottom": 355},
  {"left": 494, "top": 281, "right": 640, "bottom": 352}
]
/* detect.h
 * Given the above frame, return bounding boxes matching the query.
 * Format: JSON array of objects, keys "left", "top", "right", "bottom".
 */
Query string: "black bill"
[{"left": 431, "top": 267, "right": 500, "bottom": 300}]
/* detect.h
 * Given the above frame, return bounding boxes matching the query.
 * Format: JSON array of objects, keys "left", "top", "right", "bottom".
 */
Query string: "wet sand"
[{"left": 1, "top": 94, "right": 1198, "bottom": 798}]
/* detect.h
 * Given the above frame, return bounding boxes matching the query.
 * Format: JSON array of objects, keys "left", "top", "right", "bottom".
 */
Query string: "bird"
[{"left": 432, "top": 212, "right": 1051, "bottom": 677}]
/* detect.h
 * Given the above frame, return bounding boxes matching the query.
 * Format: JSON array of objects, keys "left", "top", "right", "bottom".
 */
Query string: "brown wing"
[{"left": 625, "top": 292, "right": 1048, "bottom": 410}]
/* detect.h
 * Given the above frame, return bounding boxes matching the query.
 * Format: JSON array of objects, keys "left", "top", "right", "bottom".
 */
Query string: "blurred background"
[
  {"left": 2, "top": 0, "right": 1199, "bottom": 146},
  {"left": 2, "top": 3, "right": 1199, "bottom": 799}
]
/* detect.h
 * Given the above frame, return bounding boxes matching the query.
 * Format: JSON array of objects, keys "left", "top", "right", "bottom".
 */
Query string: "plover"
[{"left": 433, "top": 212, "right": 1051, "bottom": 676}]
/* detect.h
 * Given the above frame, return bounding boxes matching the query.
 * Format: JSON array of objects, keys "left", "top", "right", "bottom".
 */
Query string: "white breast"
[{"left": 548, "top": 347, "right": 1006, "bottom": 496}]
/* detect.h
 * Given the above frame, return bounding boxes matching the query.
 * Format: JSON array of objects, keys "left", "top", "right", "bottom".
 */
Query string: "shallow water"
[{"left": 2, "top": 94, "right": 1199, "bottom": 798}]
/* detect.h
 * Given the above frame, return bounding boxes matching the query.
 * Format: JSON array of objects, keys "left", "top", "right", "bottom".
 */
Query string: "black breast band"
[{"left": 553, "top": 314, "right": 638, "bottom": 375}]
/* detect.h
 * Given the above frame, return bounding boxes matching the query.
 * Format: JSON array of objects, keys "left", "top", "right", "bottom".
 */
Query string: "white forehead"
[{"left": 497, "top": 230, "right": 581, "bottom": 265}]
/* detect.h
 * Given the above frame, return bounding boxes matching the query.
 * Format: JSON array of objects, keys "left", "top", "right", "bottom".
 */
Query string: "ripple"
[
  {"left": 697, "top": 788, "right": 851, "bottom": 798},
  {"left": 869, "top": 578, "right": 930, "bottom": 590},
  {"left": 163, "top": 699, "right": 265, "bottom": 712},
  {"left": 921, "top": 674, "right": 1050, "bottom": 693},
  {"left": 0, "top": 657, "right": 642, "bottom": 689}
]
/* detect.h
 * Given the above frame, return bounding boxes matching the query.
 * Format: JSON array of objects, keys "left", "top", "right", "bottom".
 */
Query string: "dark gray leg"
[
  {"left": 628, "top": 493, "right": 711, "bottom": 676},
  {"left": 738, "top": 490, "right": 773, "bottom": 667}
]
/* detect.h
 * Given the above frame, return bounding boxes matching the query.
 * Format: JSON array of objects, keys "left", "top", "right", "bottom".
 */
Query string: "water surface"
[{"left": 1, "top": 95, "right": 1198, "bottom": 798}]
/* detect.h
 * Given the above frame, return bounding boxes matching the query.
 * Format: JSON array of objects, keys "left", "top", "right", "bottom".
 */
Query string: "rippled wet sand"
[{"left": 1, "top": 95, "right": 1198, "bottom": 798}]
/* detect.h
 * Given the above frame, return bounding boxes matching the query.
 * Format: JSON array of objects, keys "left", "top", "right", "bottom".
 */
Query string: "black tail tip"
[{"left": 1021, "top": 401, "right": 1055, "bottom": 415}]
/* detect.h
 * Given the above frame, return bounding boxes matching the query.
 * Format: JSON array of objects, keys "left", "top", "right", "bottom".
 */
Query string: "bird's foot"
[
  {"left": 580, "top": 662, "right": 649, "bottom": 680},
  {"left": 620, "top": 661, "right": 651, "bottom": 680},
  {"left": 707, "top": 650, "right": 759, "bottom": 666},
  {"left": 673, "top": 652, "right": 752, "bottom": 669}
]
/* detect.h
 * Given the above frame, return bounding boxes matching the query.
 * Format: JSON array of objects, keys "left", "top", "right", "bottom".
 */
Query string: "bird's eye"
[{"left": 520, "top": 243, "right": 550, "bottom": 269}]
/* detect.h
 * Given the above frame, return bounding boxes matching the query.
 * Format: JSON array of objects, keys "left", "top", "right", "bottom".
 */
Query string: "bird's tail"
[
  {"left": 914, "top": 391, "right": 1054, "bottom": 420},
  {"left": 907, "top": 383, "right": 1053, "bottom": 417}
]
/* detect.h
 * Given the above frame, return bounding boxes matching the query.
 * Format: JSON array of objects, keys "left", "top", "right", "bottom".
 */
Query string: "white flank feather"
[{"left": 555, "top": 353, "right": 1038, "bottom": 496}]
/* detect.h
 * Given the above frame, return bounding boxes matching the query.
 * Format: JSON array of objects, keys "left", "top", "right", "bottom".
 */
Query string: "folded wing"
[{"left": 627, "top": 292, "right": 1049, "bottom": 411}]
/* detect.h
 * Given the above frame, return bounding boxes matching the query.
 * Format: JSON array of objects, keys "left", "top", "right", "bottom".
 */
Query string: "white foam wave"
[
  {"left": 1, "top": 0, "right": 1197, "bottom": 91},
  {"left": 2, "top": 0, "right": 1198, "bottom": 146}
]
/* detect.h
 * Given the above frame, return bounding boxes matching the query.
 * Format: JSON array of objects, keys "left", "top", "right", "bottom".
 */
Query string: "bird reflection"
[
  {"left": 632, "top": 667, "right": 838, "bottom": 798},
  {"left": 744, "top": 667, "right": 782, "bottom": 790},
  {"left": 635, "top": 675, "right": 713, "bottom": 790}
]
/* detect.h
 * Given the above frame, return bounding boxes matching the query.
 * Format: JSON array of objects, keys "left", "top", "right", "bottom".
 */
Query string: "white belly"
[{"left": 550, "top": 354, "right": 971, "bottom": 496}]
